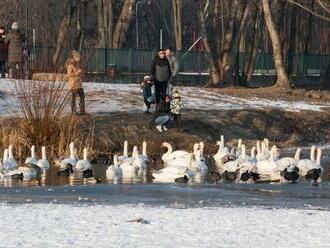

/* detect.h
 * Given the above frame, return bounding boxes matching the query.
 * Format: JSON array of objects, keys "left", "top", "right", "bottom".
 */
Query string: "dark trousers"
[
  {"left": 71, "top": 88, "right": 85, "bottom": 114},
  {"left": 143, "top": 87, "right": 152, "bottom": 110},
  {"left": 173, "top": 114, "right": 182, "bottom": 129},
  {"left": 154, "top": 80, "right": 168, "bottom": 105},
  {"left": 0, "top": 62, "right": 6, "bottom": 78}
]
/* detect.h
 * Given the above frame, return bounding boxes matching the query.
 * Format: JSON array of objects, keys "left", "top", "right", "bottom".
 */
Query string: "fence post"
[
  {"left": 129, "top": 49, "right": 132, "bottom": 82},
  {"left": 104, "top": 48, "right": 108, "bottom": 79}
]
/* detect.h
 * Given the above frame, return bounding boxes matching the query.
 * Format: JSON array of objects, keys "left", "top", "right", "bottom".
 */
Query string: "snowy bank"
[
  {"left": 0, "top": 203, "right": 329, "bottom": 247},
  {"left": 0, "top": 79, "right": 330, "bottom": 116}
]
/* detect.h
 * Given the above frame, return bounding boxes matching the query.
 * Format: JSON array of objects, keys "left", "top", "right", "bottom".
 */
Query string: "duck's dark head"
[
  {"left": 211, "top": 172, "right": 221, "bottom": 182},
  {"left": 305, "top": 168, "right": 322, "bottom": 181},
  {"left": 281, "top": 168, "right": 299, "bottom": 182},
  {"left": 240, "top": 170, "right": 251, "bottom": 182},
  {"left": 67, "top": 164, "right": 74, "bottom": 174},
  {"left": 223, "top": 170, "right": 238, "bottom": 182},
  {"left": 175, "top": 175, "right": 189, "bottom": 183}
]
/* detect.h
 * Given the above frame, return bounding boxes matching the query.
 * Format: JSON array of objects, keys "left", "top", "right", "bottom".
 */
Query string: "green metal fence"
[{"left": 30, "top": 47, "right": 329, "bottom": 76}]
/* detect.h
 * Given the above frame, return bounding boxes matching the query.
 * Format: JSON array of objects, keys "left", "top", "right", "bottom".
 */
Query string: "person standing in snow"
[
  {"left": 150, "top": 50, "right": 172, "bottom": 111},
  {"left": 141, "top": 75, "right": 154, "bottom": 113},
  {"left": 0, "top": 26, "right": 8, "bottom": 78},
  {"left": 170, "top": 90, "right": 184, "bottom": 130},
  {"left": 66, "top": 50, "right": 85, "bottom": 115},
  {"left": 166, "top": 48, "right": 179, "bottom": 86},
  {"left": 5, "top": 22, "right": 25, "bottom": 79}
]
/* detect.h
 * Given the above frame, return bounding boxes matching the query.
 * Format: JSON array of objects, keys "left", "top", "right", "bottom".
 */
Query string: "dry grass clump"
[{"left": 0, "top": 80, "right": 94, "bottom": 160}]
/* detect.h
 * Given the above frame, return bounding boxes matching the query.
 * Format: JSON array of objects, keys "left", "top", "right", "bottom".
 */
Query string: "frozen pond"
[{"left": 0, "top": 182, "right": 329, "bottom": 210}]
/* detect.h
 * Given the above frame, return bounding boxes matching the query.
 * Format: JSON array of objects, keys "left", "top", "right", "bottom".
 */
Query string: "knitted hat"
[
  {"left": 144, "top": 75, "right": 151, "bottom": 81},
  {"left": 72, "top": 50, "right": 81, "bottom": 60},
  {"left": 11, "top": 22, "right": 18, "bottom": 30}
]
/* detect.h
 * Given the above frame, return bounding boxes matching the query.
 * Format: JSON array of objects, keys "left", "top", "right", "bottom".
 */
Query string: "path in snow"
[
  {"left": 0, "top": 79, "right": 329, "bottom": 116},
  {"left": 0, "top": 203, "right": 329, "bottom": 247}
]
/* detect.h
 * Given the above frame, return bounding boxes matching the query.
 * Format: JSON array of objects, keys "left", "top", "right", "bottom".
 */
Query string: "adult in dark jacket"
[
  {"left": 5, "top": 22, "right": 25, "bottom": 79},
  {"left": 150, "top": 50, "right": 172, "bottom": 107},
  {"left": 0, "top": 26, "right": 8, "bottom": 78}
]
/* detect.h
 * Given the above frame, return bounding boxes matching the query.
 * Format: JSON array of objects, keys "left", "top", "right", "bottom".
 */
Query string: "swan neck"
[
  {"left": 69, "top": 143, "right": 75, "bottom": 159},
  {"left": 310, "top": 146, "right": 316, "bottom": 161},
  {"left": 220, "top": 135, "right": 224, "bottom": 147},
  {"left": 83, "top": 148, "right": 88, "bottom": 160},
  {"left": 142, "top": 142, "right": 147, "bottom": 156},
  {"left": 114, "top": 155, "right": 118, "bottom": 167},
  {"left": 241, "top": 145, "right": 246, "bottom": 159},
  {"left": 31, "top": 146, "right": 35, "bottom": 158},
  {"left": 124, "top": 141, "right": 128, "bottom": 157},
  {"left": 316, "top": 148, "right": 322, "bottom": 164},
  {"left": 294, "top": 148, "right": 301, "bottom": 160},
  {"left": 42, "top": 147, "right": 47, "bottom": 160},
  {"left": 8, "top": 145, "right": 13, "bottom": 158}
]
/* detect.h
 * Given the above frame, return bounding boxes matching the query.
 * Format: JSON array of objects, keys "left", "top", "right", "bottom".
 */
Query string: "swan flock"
[{"left": 0, "top": 137, "right": 325, "bottom": 184}]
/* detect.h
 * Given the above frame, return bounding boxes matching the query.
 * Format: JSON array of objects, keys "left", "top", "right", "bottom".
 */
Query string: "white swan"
[
  {"left": 106, "top": 154, "right": 122, "bottom": 179},
  {"left": 120, "top": 147, "right": 139, "bottom": 177},
  {"left": 296, "top": 147, "right": 323, "bottom": 182},
  {"left": 161, "top": 142, "right": 191, "bottom": 163},
  {"left": 60, "top": 142, "right": 77, "bottom": 169},
  {"left": 188, "top": 146, "right": 208, "bottom": 182},
  {"left": 118, "top": 140, "right": 129, "bottom": 164},
  {"left": 275, "top": 148, "right": 301, "bottom": 182},
  {"left": 37, "top": 146, "right": 50, "bottom": 174},
  {"left": 75, "top": 148, "right": 92, "bottom": 172},
  {"left": 138, "top": 141, "right": 149, "bottom": 163},
  {"left": 254, "top": 145, "right": 281, "bottom": 182},
  {"left": 4, "top": 145, "right": 17, "bottom": 170},
  {"left": 152, "top": 156, "right": 191, "bottom": 183},
  {"left": 25, "top": 145, "right": 38, "bottom": 166}
]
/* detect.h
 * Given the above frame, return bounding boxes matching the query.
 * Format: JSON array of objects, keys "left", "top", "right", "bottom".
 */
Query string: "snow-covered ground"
[
  {"left": 0, "top": 203, "right": 329, "bottom": 247},
  {"left": 0, "top": 79, "right": 329, "bottom": 116}
]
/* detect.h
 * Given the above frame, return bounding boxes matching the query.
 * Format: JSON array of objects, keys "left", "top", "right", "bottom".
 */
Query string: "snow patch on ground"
[
  {"left": 0, "top": 79, "right": 329, "bottom": 117},
  {"left": 0, "top": 203, "right": 329, "bottom": 247}
]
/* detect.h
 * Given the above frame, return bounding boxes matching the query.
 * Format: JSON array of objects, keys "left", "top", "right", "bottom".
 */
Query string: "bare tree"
[
  {"left": 112, "top": 0, "right": 136, "bottom": 48},
  {"left": 262, "top": 0, "right": 290, "bottom": 88},
  {"left": 173, "top": 0, "right": 183, "bottom": 51}
]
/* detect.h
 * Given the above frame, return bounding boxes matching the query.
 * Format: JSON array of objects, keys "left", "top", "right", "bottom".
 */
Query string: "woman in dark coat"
[
  {"left": 0, "top": 26, "right": 8, "bottom": 78},
  {"left": 150, "top": 50, "right": 172, "bottom": 109},
  {"left": 5, "top": 22, "right": 25, "bottom": 79}
]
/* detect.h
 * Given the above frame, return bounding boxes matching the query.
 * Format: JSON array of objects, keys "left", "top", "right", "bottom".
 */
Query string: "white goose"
[
  {"left": 296, "top": 147, "right": 323, "bottom": 182},
  {"left": 118, "top": 140, "right": 129, "bottom": 164},
  {"left": 75, "top": 148, "right": 92, "bottom": 173},
  {"left": 37, "top": 146, "right": 50, "bottom": 174},
  {"left": 106, "top": 154, "right": 122, "bottom": 179}
]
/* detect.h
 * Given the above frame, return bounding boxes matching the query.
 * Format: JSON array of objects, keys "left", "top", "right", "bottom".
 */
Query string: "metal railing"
[{"left": 30, "top": 46, "right": 329, "bottom": 77}]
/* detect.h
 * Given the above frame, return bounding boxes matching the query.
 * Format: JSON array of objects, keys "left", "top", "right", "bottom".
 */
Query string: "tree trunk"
[
  {"left": 198, "top": 1, "right": 221, "bottom": 85},
  {"left": 112, "top": 0, "right": 136, "bottom": 49},
  {"left": 262, "top": 0, "right": 290, "bottom": 89},
  {"left": 52, "top": 0, "right": 76, "bottom": 69},
  {"left": 97, "top": 0, "right": 106, "bottom": 48},
  {"left": 173, "top": 0, "right": 182, "bottom": 51},
  {"left": 242, "top": 6, "right": 262, "bottom": 85}
]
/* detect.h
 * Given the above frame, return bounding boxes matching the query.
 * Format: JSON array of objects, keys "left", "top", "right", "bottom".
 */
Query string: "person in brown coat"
[
  {"left": 66, "top": 50, "right": 85, "bottom": 115},
  {"left": 0, "top": 26, "right": 8, "bottom": 78},
  {"left": 4, "top": 22, "right": 25, "bottom": 79}
]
